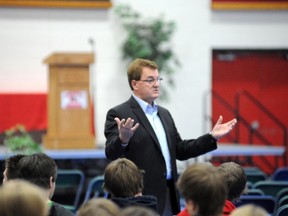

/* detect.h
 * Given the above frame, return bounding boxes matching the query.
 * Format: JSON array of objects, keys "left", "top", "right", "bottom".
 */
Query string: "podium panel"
[{"left": 43, "top": 53, "right": 95, "bottom": 149}]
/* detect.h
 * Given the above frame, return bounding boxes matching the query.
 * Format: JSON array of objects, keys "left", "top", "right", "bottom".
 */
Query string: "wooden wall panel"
[
  {"left": 211, "top": 0, "right": 288, "bottom": 10},
  {"left": 0, "top": 0, "right": 112, "bottom": 9}
]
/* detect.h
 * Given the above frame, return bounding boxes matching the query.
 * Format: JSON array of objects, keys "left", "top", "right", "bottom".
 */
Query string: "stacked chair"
[
  {"left": 51, "top": 166, "right": 288, "bottom": 214},
  {"left": 237, "top": 166, "right": 288, "bottom": 216},
  {"left": 83, "top": 175, "right": 108, "bottom": 203},
  {"left": 53, "top": 169, "right": 85, "bottom": 213}
]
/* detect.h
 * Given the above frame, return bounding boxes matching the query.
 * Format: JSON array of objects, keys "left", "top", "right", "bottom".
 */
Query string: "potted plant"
[
  {"left": 115, "top": 4, "right": 180, "bottom": 101},
  {"left": 4, "top": 124, "right": 42, "bottom": 155}
]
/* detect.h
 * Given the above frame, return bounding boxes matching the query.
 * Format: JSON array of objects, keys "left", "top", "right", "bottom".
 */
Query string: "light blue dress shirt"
[{"left": 133, "top": 94, "right": 172, "bottom": 180}]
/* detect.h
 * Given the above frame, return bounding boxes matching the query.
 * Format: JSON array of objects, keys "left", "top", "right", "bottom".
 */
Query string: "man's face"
[
  {"left": 132, "top": 67, "right": 161, "bottom": 104},
  {"left": 2, "top": 168, "right": 8, "bottom": 184}
]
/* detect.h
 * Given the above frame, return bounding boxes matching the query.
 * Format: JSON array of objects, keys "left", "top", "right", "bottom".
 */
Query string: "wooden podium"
[{"left": 43, "top": 52, "right": 95, "bottom": 149}]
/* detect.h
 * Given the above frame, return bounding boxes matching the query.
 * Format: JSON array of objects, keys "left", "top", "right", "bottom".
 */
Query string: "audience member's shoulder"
[
  {"left": 50, "top": 202, "right": 74, "bottom": 216},
  {"left": 130, "top": 195, "right": 158, "bottom": 212},
  {"left": 111, "top": 195, "right": 158, "bottom": 212}
]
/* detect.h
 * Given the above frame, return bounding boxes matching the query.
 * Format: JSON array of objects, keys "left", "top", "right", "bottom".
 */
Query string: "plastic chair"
[
  {"left": 276, "top": 188, "right": 288, "bottom": 204},
  {"left": 235, "top": 195, "right": 276, "bottom": 214},
  {"left": 246, "top": 181, "right": 254, "bottom": 189},
  {"left": 246, "top": 189, "right": 265, "bottom": 196},
  {"left": 274, "top": 204, "right": 288, "bottom": 216},
  {"left": 245, "top": 172, "right": 267, "bottom": 184},
  {"left": 278, "top": 195, "right": 288, "bottom": 208},
  {"left": 254, "top": 181, "right": 288, "bottom": 196},
  {"left": 83, "top": 175, "right": 108, "bottom": 203},
  {"left": 271, "top": 167, "right": 288, "bottom": 181},
  {"left": 53, "top": 169, "right": 85, "bottom": 213},
  {"left": 244, "top": 166, "right": 263, "bottom": 173}
]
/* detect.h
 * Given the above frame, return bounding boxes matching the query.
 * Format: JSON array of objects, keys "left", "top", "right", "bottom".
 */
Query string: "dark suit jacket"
[{"left": 104, "top": 96, "right": 217, "bottom": 215}]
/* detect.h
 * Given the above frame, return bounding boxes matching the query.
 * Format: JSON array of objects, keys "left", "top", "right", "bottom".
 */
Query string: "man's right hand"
[{"left": 115, "top": 117, "right": 139, "bottom": 144}]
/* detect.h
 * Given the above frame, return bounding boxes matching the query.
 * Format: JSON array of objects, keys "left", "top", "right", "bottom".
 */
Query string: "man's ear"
[
  {"left": 186, "top": 199, "right": 198, "bottom": 216},
  {"left": 131, "top": 80, "right": 138, "bottom": 90},
  {"left": 49, "top": 176, "right": 54, "bottom": 188}
]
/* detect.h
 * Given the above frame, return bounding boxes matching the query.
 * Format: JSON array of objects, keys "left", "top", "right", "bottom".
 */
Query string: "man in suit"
[{"left": 104, "top": 58, "right": 237, "bottom": 216}]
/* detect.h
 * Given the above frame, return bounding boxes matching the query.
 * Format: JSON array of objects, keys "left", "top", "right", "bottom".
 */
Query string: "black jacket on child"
[
  {"left": 111, "top": 195, "right": 158, "bottom": 212},
  {"left": 49, "top": 202, "right": 74, "bottom": 216}
]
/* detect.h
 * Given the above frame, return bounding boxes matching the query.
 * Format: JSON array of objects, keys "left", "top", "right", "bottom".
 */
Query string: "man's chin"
[
  {"left": 152, "top": 95, "right": 159, "bottom": 100},
  {"left": 152, "top": 90, "right": 159, "bottom": 95}
]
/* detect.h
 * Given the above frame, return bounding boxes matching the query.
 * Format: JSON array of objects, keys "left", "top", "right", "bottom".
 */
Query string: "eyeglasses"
[{"left": 138, "top": 77, "right": 163, "bottom": 85}]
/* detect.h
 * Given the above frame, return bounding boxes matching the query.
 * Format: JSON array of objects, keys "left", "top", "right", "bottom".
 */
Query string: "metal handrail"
[
  {"left": 235, "top": 89, "right": 287, "bottom": 166},
  {"left": 205, "top": 89, "right": 287, "bottom": 170}
]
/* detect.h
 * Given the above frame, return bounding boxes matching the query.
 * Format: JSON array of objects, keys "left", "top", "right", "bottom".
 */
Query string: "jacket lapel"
[
  {"left": 129, "top": 97, "right": 162, "bottom": 150},
  {"left": 157, "top": 109, "right": 172, "bottom": 150}
]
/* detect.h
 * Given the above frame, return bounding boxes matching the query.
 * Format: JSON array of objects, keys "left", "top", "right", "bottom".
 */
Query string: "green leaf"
[
  {"left": 4, "top": 124, "right": 42, "bottom": 154},
  {"left": 114, "top": 3, "right": 181, "bottom": 102}
]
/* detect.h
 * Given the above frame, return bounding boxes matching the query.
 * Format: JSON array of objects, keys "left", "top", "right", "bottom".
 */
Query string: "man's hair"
[
  {"left": 177, "top": 163, "right": 227, "bottom": 216},
  {"left": 77, "top": 198, "right": 120, "bottom": 216},
  {"left": 17, "top": 153, "right": 57, "bottom": 189},
  {"left": 218, "top": 162, "right": 247, "bottom": 201},
  {"left": 127, "top": 58, "right": 158, "bottom": 90},
  {"left": 5, "top": 154, "right": 26, "bottom": 180},
  {"left": 104, "top": 158, "right": 144, "bottom": 197},
  {"left": 0, "top": 179, "right": 48, "bottom": 216}
]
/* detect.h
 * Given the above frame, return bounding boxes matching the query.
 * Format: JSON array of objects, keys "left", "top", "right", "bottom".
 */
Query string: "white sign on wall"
[{"left": 61, "top": 90, "right": 88, "bottom": 109}]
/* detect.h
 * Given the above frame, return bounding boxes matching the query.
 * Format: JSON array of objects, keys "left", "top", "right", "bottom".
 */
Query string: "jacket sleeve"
[
  {"left": 159, "top": 107, "right": 217, "bottom": 161},
  {"left": 175, "top": 133, "right": 218, "bottom": 161},
  {"left": 104, "top": 108, "right": 127, "bottom": 160}
]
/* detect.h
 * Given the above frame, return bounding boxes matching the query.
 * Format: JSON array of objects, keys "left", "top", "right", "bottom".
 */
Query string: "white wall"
[{"left": 0, "top": 0, "right": 288, "bottom": 147}]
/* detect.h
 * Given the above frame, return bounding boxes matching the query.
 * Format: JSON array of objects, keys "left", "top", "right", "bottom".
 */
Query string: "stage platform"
[
  {"left": 0, "top": 146, "right": 106, "bottom": 161},
  {"left": 208, "top": 143, "right": 285, "bottom": 157},
  {"left": 0, "top": 143, "right": 285, "bottom": 161}
]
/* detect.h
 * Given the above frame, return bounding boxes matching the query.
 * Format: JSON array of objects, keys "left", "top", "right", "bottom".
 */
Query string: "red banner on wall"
[
  {"left": 0, "top": 93, "right": 95, "bottom": 136},
  {"left": 0, "top": 94, "right": 47, "bottom": 133}
]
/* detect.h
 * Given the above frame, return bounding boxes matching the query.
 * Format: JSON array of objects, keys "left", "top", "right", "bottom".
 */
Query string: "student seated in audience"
[
  {"left": 77, "top": 198, "right": 120, "bottom": 216},
  {"left": 177, "top": 162, "right": 246, "bottom": 216},
  {"left": 230, "top": 204, "right": 268, "bottom": 216},
  {"left": 218, "top": 162, "right": 247, "bottom": 215},
  {"left": 2, "top": 154, "right": 26, "bottom": 184},
  {"left": 104, "top": 158, "right": 158, "bottom": 212},
  {"left": 0, "top": 179, "right": 49, "bottom": 216},
  {"left": 16, "top": 153, "right": 74, "bottom": 216},
  {"left": 120, "top": 206, "right": 159, "bottom": 216},
  {"left": 177, "top": 163, "right": 227, "bottom": 216}
]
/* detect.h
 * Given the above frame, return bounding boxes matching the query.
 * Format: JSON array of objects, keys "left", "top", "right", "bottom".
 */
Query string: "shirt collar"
[{"left": 132, "top": 94, "right": 158, "bottom": 115}]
